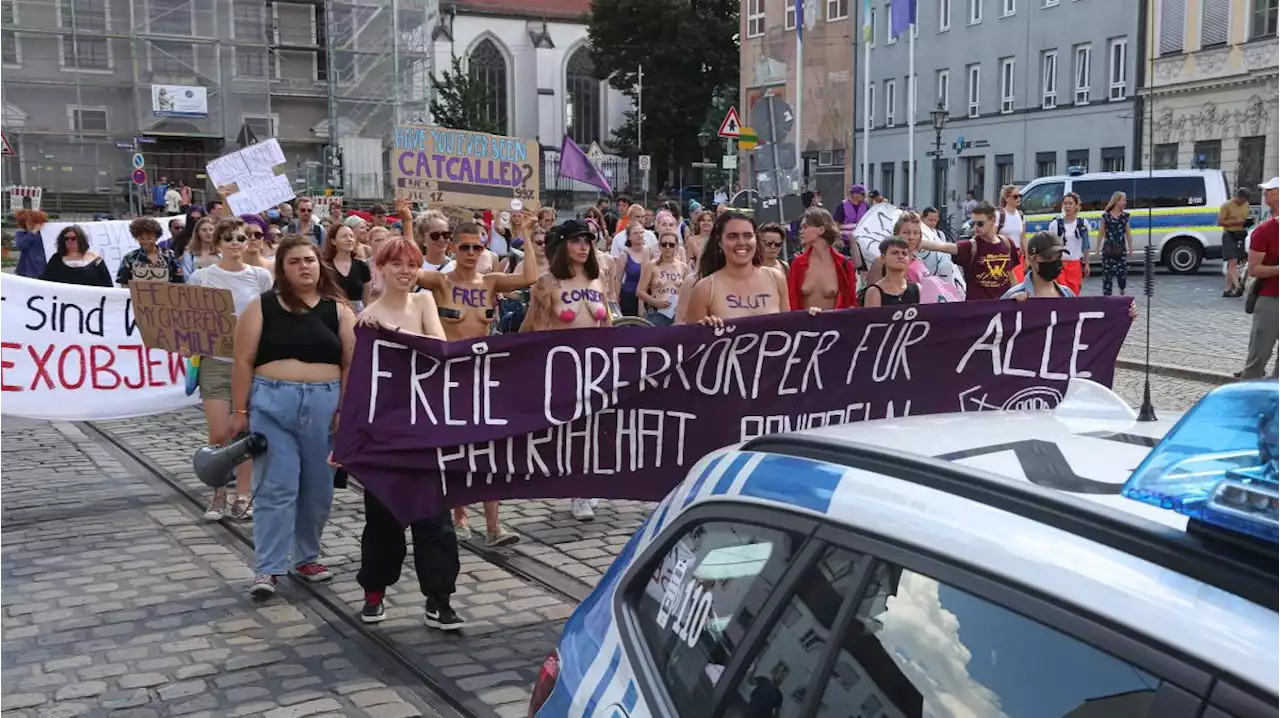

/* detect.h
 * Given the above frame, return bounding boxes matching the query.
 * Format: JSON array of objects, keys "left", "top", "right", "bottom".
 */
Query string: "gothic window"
[
  {"left": 565, "top": 46, "right": 600, "bottom": 146},
  {"left": 469, "top": 38, "right": 508, "bottom": 135}
]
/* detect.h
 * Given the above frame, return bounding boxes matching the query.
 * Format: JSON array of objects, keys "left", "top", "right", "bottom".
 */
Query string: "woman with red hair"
[{"left": 13, "top": 209, "right": 49, "bottom": 278}]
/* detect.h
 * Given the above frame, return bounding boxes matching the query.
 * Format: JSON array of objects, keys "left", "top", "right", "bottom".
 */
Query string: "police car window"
[
  {"left": 815, "top": 562, "right": 1166, "bottom": 718},
  {"left": 1020, "top": 182, "right": 1063, "bottom": 214},
  {"left": 1141, "top": 176, "right": 1207, "bottom": 208},
  {"left": 1074, "top": 179, "right": 1130, "bottom": 212},
  {"left": 720, "top": 546, "right": 865, "bottom": 718},
  {"left": 631, "top": 521, "right": 800, "bottom": 716}
]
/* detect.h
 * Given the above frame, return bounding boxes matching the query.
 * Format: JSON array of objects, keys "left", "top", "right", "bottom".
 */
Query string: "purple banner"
[{"left": 334, "top": 298, "right": 1131, "bottom": 524}]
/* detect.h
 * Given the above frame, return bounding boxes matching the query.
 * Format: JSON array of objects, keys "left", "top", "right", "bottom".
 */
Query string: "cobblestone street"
[{"left": 0, "top": 297, "right": 1249, "bottom": 716}]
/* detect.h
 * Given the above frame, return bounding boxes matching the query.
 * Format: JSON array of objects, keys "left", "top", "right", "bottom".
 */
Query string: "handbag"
[{"left": 184, "top": 355, "right": 201, "bottom": 396}]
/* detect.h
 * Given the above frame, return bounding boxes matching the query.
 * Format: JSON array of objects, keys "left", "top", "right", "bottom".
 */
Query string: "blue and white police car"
[{"left": 528, "top": 379, "right": 1279, "bottom": 718}]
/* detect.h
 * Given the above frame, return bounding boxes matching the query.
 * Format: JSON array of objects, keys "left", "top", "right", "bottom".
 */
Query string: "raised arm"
[
  {"left": 489, "top": 211, "right": 540, "bottom": 292},
  {"left": 919, "top": 238, "right": 959, "bottom": 255},
  {"left": 395, "top": 196, "right": 414, "bottom": 243}
]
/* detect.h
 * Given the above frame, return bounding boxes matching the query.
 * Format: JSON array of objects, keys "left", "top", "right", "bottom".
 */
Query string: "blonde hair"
[
  {"left": 1000, "top": 184, "right": 1020, "bottom": 204},
  {"left": 413, "top": 209, "right": 449, "bottom": 249},
  {"left": 893, "top": 211, "right": 921, "bottom": 234},
  {"left": 1104, "top": 191, "right": 1126, "bottom": 213}
]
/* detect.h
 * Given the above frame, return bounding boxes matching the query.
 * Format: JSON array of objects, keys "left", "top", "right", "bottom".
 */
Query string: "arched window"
[
  {"left": 565, "top": 46, "right": 600, "bottom": 146},
  {"left": 469, "top": 38, "right": 508, "bottom": 135}
]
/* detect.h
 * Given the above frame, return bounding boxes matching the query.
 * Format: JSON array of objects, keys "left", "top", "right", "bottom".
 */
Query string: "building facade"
[
  {"left": 1141, "top": 0, "right": 1278, "bottom": 200},
  {"left": 0, "top": 0, "right": 629, "bottom": 211},
  {"left": 739, "top": 0, "right": 858, "bottom": 205},
  {"left": 856, "top": 0, "right": 1142, "bottom": 215}
]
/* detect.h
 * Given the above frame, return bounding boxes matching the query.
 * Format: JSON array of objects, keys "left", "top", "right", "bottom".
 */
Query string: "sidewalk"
[{"left": 1, "top": 419, "right": 441, "bottom": 718}]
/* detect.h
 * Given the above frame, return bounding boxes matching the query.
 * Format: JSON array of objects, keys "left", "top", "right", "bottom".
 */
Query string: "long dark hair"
[
  {"left": 547, "top": 235, "right": 600, "bottom": 281},
  {"left": 55, "top": 225, "right": 90, "bottom": 256},
  {"left": 696, "top": 210, "right": 760, "bottom": 279},
  {"left": 272, "top": 234, "right": 346, "bottom": 313},
  {"left": 169, "top": 206, "right": 206, "bottom": 256}
]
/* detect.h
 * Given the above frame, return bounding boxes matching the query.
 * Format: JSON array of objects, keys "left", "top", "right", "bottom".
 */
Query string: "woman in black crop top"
[
  {"left": 229, "top": 235, "right": 357, "bottom": 598},
  {"left": 861, "top": 236, "right": 922, "bottom": 308},
  {"left": 322, "top": 223, "right": 372, "bottom": 312}
]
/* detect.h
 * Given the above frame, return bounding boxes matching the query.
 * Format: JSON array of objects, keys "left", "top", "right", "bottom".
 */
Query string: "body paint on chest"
[
  {"left": 560, "top": 287, "right": 604, "bottom": 304},
  {"left": 725, "top": 293, "right": 771, "bottom": 310},
  {"left": 451, "top": 286, "right": 489, "bottom": 308}
]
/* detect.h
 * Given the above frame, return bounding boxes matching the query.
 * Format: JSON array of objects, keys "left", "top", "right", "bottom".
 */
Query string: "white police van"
[
  {"left": 529, "top": 379, "right": 1278, "bottom": 718},
  {"left": 1018, "top": 169, "right": 1230, "bottom": 274}
]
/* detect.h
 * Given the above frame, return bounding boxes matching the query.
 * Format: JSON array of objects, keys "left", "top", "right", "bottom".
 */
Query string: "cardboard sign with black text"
[{"left": 128, "top": 281, "right": 237, "bottom": 358}]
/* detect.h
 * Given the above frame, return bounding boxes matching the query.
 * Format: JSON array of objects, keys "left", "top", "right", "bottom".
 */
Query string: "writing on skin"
[
  {"left": 561, "top": 288, "right": 604, "bottom": 304},
  {"left": 725, "top": 293, "right": 771, "bottom": 310},
  {"left": 451, "top": 286, "right": 489, "bottom": 308}
]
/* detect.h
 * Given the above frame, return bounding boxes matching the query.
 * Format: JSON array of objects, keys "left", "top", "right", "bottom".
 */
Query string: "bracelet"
[{"left": 233, "top": 409, "right": 249, "bottom": 415}]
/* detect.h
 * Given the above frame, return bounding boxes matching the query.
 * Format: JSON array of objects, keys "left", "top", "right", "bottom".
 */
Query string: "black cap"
[
  {"left": 546, "top": 219, "right": 593, "bottom": 255},
  {"left": 1027, "top": 231, "right": 1070, "bottom": 258},
  {"left": 868, "top": 189, "right": 883, "bottom": 199}
]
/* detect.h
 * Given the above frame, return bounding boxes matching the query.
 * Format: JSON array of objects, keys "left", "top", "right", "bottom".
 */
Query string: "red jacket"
[{"left": 787, "top": 246, "right": 859, "bottom": 310}]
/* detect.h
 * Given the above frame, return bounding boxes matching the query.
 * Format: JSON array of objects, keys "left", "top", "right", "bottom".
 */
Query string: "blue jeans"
[{"left": 249, "top": 376, "right": 342, "bottom": 575}]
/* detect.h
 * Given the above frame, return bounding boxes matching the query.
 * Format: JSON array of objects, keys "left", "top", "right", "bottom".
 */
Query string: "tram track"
[{"left": 82, "top": 419, "right": 593, "bottom": 718}]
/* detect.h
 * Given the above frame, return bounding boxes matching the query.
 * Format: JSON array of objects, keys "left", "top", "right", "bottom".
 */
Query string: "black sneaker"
[
  {"left": 424, "top": 595, "right": 465, "bottom": 631},
  {"left": 361, "top": 593, "right": 386, "bottom": 624}
]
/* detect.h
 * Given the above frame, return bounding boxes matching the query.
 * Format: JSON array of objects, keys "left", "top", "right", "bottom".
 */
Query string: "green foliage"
[
  {"left": 429, "top": 53, "right": 504, "bottom": 135},
  {"left": 588, "top": 0, "right": 739, "bottom": 178}
]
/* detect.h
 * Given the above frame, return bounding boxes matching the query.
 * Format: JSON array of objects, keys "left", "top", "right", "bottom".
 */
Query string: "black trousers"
[{"left": 357, "top": 490, "right": 459, "bottom": 599}]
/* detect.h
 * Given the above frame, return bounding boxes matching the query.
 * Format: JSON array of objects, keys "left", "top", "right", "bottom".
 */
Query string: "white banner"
[
  {"left": 852, "top": 202, "right": 902, "bottom": 264},
  {"left": 41, "top": 216, "right": 182, "bottom": 280},
  {"left": 0, "top": 274, "right": 198, "bottom": 421},
  {"left": 152, "top": 85, "right": 208, "bottom": 118}
]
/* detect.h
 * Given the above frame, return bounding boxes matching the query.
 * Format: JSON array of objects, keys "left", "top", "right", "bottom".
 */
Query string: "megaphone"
[{"left": 193, "top": 433, "right": 269, "bottom": 489}]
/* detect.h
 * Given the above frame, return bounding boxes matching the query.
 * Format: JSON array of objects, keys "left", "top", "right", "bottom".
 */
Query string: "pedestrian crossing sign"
[{"left": 1, "top": 131, "right": 13, "bottom": 156}]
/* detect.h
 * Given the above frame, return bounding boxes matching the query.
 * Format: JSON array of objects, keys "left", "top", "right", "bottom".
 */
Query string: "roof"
[
  {"left": 452, "top": 0, "right": 590, "bottom": 21},
  {"left": 660, "top": 380, "right": 1278, "bottom": 697}
]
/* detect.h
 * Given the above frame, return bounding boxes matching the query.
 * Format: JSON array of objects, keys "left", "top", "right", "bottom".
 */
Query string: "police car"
[{"left": 528, "top": 379, "right": 1278, "bottom": 718}]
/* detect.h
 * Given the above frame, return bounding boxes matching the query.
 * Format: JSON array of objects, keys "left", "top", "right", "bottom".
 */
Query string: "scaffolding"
[{"left": 0, "top": 0, "right": 437, "bottom": 214}]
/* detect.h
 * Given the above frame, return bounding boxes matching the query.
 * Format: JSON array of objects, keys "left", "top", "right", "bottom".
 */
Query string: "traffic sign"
[
  {"left": 722, "top": 155, "right": 738, "bottom": 170},
  {"left": 131, "top": 169, "right": 147, "bottom": 186},
  {"left": 638, "top": 154, "right": 651, "bottom": 171},
  {"left": 738, "top": 127, "right": 759, "bottom": 150},
  {"left": 717, "top": 107, "right": 742, "bottom": 139},
  {"left": 131, "top": 153, "right": 145, "bottom": 170},
  {"left": 1, "top": 131, "right": 13, "bottom": 157}
]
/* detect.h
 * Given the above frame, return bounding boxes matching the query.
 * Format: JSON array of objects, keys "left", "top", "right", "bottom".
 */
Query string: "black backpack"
[{"left": 1053, "top": 216, "right": 1091, "bottom": 250}]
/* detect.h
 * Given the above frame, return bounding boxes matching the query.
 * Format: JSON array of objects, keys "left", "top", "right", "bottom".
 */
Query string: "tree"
[
  {"left": 429, "top": 53, "right": 502, "bottom": 135},
  {"left": 588, "top": 0, "right": 739, "bottom": 184}
]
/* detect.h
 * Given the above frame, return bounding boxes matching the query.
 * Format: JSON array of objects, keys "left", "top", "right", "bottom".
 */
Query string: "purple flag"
[
  {"left": 557, "top": 135, "right": 613, "bottom": 195},
  {"left": 333, "top": 299, "right": 1132, "bottom": 524},
  {"left": 890, "top": 0, "right": 916, "bottom": 37}
]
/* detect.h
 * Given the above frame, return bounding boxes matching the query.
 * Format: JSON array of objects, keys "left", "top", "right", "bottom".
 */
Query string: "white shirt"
[
  {"left": 423, "top": 257, "right": 456, "bottom": 273},
  {"left": 188, "top": 264, "right": 274, "bottom": 361},
  {"left": 164, "top": 188, "right": 182, "bottom": 213},
  {"left": 998, "top": 210, "right": 1024, "bottom": 247},
  {"left": 611, "top": 229, "right": 658, "bottom": 259},
  {"left": 1057, "top": 216, "right": 1087, "bottom": 259}
]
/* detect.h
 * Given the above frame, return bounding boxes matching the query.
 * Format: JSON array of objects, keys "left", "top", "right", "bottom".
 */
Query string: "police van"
[
  {"left": 1018, "top": 169, "right": 1230, "bottom": 274},
  {"left": 529, "top": 379, "right": 1278, "bottom": 718}
]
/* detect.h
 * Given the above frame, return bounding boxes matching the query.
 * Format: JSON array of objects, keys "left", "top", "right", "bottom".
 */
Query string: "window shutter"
[
  {"left": 1200, "top": 0, "right": 1229, "bottom": 46},
  {"left": 1160, "top": 0, "right": 1185, "bottom": 54}
]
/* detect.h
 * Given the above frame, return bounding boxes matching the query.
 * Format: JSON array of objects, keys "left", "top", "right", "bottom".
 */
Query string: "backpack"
[{"left": 1054, "top": 216, "right": 1091, "bottom": 252}]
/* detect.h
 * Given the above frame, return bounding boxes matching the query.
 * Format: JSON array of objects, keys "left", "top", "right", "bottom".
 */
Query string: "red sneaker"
[{"left": 294, "top": 562, "right": 332, "bottom": 582}]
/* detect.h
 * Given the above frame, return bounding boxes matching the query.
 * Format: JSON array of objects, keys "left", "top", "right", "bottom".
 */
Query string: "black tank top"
[
  {"left": 861, "top": 282, "right": 921, "bottom": 306},
  {"left": 253, "top": 291, "right": 343, "bottom": 367}
]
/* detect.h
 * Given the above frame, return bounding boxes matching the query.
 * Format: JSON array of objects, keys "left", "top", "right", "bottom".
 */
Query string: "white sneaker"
[{"left": 571, "top": 498, "right": 595, "bottom": 521}]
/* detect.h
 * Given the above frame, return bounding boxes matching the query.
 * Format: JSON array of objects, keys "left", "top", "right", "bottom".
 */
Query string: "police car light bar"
[{"left": 1122, "top": 381, "right": 1279, "bottom": 544}]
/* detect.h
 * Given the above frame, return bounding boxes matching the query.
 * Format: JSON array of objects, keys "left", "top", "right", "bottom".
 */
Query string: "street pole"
[
  {"left": 907, "top": 22, "right": 916, "bottom": 208},
  {"left": 726, "top": 137, "right": 735, "bottom": 193},
  {"left": 637, "top": 64, "right": 645, "bottom": 203},
  {"left": 795, "top": 13, "right": 804, "bottom": 188}
]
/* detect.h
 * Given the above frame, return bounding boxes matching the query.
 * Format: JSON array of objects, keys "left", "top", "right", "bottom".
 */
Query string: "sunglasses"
[
  {"left": 299, "top": 208, "right": 313, "bottom": 213},
  {"left": 1011, "top": 193, "right": 1021, "bottom": 199},
  {"left": 223, "top": 234, "right": 247, "bottom": 244},
  {"left": 973, "top": 220, "right": 987, "bottom": 227},
  {"left": 456, "top": 243, "right": 484, "bottom": 253},
  {"left": 62, "top": 234, "right": 78, "bottom": 241},
  {"left": 429, "top": 231, "right": 452, "bottom": 241},
  {"left": 660, "top": 242, "right": 677, "bottom": 248},
  {"left": 763, "top": 241, "right": 783, "bottom": 248},
  {"left": 246, "top": 229, "right": 263, "bottom": 238}
]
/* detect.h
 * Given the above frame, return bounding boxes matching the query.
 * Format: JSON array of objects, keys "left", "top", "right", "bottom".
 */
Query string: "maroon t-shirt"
[{"left": 956, "top": 236, "right": 1019, "bottom": 301}]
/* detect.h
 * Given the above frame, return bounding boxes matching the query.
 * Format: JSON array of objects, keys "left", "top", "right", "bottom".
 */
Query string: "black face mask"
[{"left": 1036, "top": 259, "right": 1064, "bottom": 281}]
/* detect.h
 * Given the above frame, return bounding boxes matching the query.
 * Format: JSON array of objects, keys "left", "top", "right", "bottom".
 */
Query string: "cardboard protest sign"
[
  {"left": 392, "top": 125, "right": 539, "bottom": 211},
  {"left": 127, "top": 281, "right": 237, "bottom": 358},
  {"left": 333, "top": 298, "right": 1132, "bottom": 523},
  {"left": 0, "top": 274, "right": 197, "bottom": 420},
  {"left": 205, "top": 138, "right": 294, "bottom": 215}
]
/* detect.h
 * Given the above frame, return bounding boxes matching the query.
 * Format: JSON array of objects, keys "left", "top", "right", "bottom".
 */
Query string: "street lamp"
[
  {"left": 929, "top": 102, "right": 951, "bottom": 229},
  {"left": 697, "top": 130, "right": 712, "bottom": 158}
]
